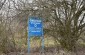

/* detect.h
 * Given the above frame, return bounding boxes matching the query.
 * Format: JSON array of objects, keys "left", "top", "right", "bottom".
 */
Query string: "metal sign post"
[
  {"left": 28, "top": 17, "right": 44, "bottom": 53},
  {"left": 28, "top": 36, "right": 30, "bottom": 53}
]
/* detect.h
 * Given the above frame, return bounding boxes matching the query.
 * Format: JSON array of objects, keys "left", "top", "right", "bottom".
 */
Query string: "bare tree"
[
  {"left": 0, "top": 0, "right": 85, "bottom": 53},
  {"left": 11, "top": 0, "right": 85, "bottom": 51},
  {"left": 0, "top": 0, "right": 6, "bottom": 10},
  {"left": 44, "top": 0, "right": 85, "bottom": 51}
]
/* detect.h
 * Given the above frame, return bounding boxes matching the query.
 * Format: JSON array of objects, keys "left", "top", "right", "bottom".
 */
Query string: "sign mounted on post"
[
  {"left": 28, "top": 17, "right": 43, "bottom": 36},
  {"left": 28, "top": 17, "right": 44, "bottom": 53}
]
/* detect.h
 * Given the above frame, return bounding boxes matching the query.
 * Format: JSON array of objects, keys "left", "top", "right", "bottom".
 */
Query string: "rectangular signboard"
[
  {"left": 28, "top": 17, "right": 43, "bottom": 36},
  {"left": 28, "top": 17, "right": 44, "bottom": 53}
]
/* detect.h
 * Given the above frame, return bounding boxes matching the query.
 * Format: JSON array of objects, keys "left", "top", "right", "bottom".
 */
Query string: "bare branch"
[{"left": 0, "top": 0, "right": 6, "bottom": 10}]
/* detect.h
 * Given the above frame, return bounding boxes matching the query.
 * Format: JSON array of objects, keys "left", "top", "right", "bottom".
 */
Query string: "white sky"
[{"left": 29, "top": 0, "right": 33, "bottom": 3}]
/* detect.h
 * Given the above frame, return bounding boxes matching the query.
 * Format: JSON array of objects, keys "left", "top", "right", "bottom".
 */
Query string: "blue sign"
[
  {"left": 28, "top": 17, "right": 43, "bottom": 36},
  {"left": 28, "top": 17, "right": 44, "bottom": 53}
]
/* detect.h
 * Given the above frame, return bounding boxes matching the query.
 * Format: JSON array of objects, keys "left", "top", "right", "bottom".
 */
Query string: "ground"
[{"left": 1, "top": 47, "right": 85, "bottom": 55}]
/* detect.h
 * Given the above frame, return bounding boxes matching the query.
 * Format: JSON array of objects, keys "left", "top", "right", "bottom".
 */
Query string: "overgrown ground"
[
  {"left": 1, "top": 36, "right": 85, "bottom": 55},
  {"left": 1, "top": 46, "right": 85, "bottom": 55}
]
